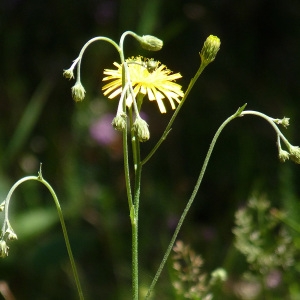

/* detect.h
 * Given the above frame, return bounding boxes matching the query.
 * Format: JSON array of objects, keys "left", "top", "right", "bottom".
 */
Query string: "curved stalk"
[
  {"left": 2, "top": 173, "right": 84, "bottom": 300},
  {"left": 75, "top": 37, "right": 120, "bottom": 82},
  {"left": 241, "top": 110, "right": 290, "bottom": 147}
]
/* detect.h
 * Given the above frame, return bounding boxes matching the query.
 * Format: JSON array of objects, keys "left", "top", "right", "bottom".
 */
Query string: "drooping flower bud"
[
  {"left": 200, "top": 35, "right": 221, "bottom": 65},
  {"left": 0, "top": 240, "right": 9, "bottom": 258},
  {"left": 71, "top": 81, "right": 86, "bottom": 102},
  {"left": 133, "top": 117, "right": 150, "bottom": 142},
  {"left": 138, "top": 35, "right": 163, "bottom": 51},
  {"left": 6, "top": 228, "right": 18, "bottom": 241},
  {"left": 278, "top": 149, "right": 290, "bottom": 162},
  {"left": 63, "top": 68, "right": 75, "bottom": 80},
  {"left": 112, "top": 113, "right": 127, "bottom": 131},
  {"left": 288, "top": 145, "right": 300, "bottom": 164}
]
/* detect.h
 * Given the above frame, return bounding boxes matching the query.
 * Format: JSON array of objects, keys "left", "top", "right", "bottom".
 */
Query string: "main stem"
[
  {"left": 118, "top": 40, "right": 139, "bottom": 299},
  {"left": 130, "top": 107, "right": 142, "bottom": 299}
]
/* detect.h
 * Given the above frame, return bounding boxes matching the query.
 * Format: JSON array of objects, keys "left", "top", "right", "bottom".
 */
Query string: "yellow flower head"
[{"left": 102, "top": 56, "right": 184, "bottom": 113}]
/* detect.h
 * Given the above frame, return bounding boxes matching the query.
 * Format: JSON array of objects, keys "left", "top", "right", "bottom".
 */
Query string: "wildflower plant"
[
  {"left": 233, "top": 195, "right": 298, "bottom": 297},
  {"left": 233, "top": 196, "right": 296, "bottom": 274},
  {"left": 0, "top": 30, "right": 299, "bottom": 299},
  {"left": 172, "top": 240, "right": 227, "bottom": 300}
]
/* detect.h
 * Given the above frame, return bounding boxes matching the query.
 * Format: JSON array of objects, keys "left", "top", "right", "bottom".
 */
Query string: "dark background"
[{"left": 1, "top": 0, "right": 300, "bottom": 299}]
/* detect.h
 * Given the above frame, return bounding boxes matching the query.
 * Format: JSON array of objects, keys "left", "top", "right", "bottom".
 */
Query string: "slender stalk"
[
  {"left": 76, "top": 37, "right": 120, "bottom": 82},
  {"left": 38, "top": 176, "right": 84, "bottom": 300},
  {"left": 145, "top": 104, "right": 246, "bottom": 299},
  {"left": 128, "top": 104, "right": 141, "bottom": 299},
  {"left": 118, "top": 55, "right": 134, "bottom": 211},
  {"left": 2, "top": 174, "right": 84, "bottom": 300},
  {"left": 129, "top": 104, "right": 143, "bottom": 299},
  {"left": 142, "top": 62, "right": 207, "bottom": 165},
  {"left": 132, "top": 146, "right": 142, "bottom": 300},
  {"left": 241, "top": 110, "right": 290, "bottom": 146},
  {"left": 119, "top": 31, "right": 139, "bottom": 56},
  {"left": 132, "top": 214, "right": 139, "bottom": 300}
]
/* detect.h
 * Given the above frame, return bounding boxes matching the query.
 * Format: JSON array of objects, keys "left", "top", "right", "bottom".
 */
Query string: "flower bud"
[
  {"left": 133, "top": 118, "right": 150, "bottom": 142},
  {"left": 6, "top": 228, "right": 18, "bottom": 241},
  {"left": 138, "top": 35, "right": 163, "bottom": 51},
  {"left": 112, "top": 113, "right": 127, "bottom": 131},
  {"left": 200, "top": 35, "right": 221, "bottom": 65},
  {"left": 288, "top": 145, "right": 300, "bottom": 164},
  {"left": 278, "top": 149, "right": 290, "bottom": 162},
  {"left": 0, "top": 240, "right": 9, "bottom": 258},
  {"left": 71, "top": 81, "right": 86, "bottom": 102},
  {"left": 63, "top": 68, "right": 74, "bottom": 80},
  {"left": 274, "top": 117, "right": 290, "bottom": 128},
  {"left": 281, "top": 117, "right": 290, "bottom": 128}
]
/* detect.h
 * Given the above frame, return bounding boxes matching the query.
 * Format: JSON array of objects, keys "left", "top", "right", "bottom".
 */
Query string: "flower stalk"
[{"left": 0, "top": 169, "right": 84, "bottom": 300}]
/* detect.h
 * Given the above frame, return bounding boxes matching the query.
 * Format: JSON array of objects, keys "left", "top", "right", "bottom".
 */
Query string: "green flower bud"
[
  {"left": 138, "top": 35, "right": 163, "bottom": 51},
  {"left": 278, "top": 149, "right": 290, "bottom": 162},
  {"left": 274, "top": 117, "right": 290, "bottom": 128},
  {"left": 6, "top": 227, "right": 17, "bottom": 241},
  {"left": 281, "top": 117, "right": 290, "bottom": 128},
  {"left": 63, "top": 68, "right": 74, "bottom": 80},
  {"left": 288, "top": 145, "right": 300, "bottom": 164},
  {"left": 200, "top": 35, "right": 221, "bottom": 65},
  {"left": 133, "top": 118, "right": 150, "bottom": 142},
  {"left": 0, "top": 240, "right": 9, "bottom": 258},
  {"left": 71, "top": 81, "right": 86, "bottom": 102},
  {"left": 112, "top": 113, "right": 127, "bottom": 131}
]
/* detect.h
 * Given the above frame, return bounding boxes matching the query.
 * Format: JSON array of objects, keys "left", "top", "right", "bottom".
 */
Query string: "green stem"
[
  {"left": 241, "top": 110, "right": 290, "bottom": 147},
  {"left": 145, "top": 104, "right": 247, "bottom": 299},
  {"left": 118, "top": 31, "right": 142, "bottom": 299},
  {"left": 132, "top": 211, "right": 139, "bottom": 300},
  {"left": 120, "top": 56, "right": 133, "bottom": 211},
  {"left": 131, "top": 162, "right": 142, "bottom": 300},
  {"left": 75, "top": 37, "right": 121, "bottom": 82},
  {"left": 119, "top": 31, "right": 140, "bottom": 55},
  {"left": 131, "top": 115, "right": 142, "bottom": 300},
  {"left": 142, "top": 62, "right": 208, "bottom": 165},
  {"left": 2, "top": 173, "right": 84, "bottom": 300}
]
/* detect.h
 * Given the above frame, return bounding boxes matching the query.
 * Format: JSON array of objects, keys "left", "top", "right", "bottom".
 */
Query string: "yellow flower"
[{"left": 102, "top": 57, "right": 184, "bottom": 113}]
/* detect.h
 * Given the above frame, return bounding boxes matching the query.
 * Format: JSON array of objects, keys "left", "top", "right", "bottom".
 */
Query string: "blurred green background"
[{"left": 1, "top": 0, "right": 300, "bottom": 299}]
